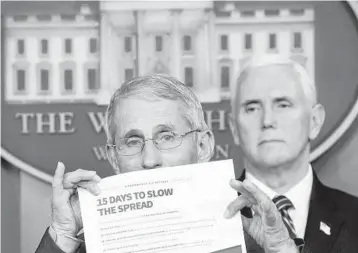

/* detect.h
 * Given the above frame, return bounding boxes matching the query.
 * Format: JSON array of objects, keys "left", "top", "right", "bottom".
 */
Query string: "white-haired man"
[
  {"left": 227, "top": 55, "right": 358, "bottom": 253},
  {"left": 35, "top": 74, "right": 301, "bottom": 253}
]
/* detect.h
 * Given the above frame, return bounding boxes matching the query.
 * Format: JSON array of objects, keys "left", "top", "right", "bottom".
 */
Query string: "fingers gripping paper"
[{"left": 78, "top": 160, "right": 246, "bottom": 253}]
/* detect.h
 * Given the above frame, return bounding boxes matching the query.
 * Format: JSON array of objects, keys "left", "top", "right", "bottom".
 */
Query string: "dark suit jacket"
[
  {"left": 236, "top": 171, "right": 358, "bottom": 253},
  {"left": 302, "top": 172, "right": 358, "bottom": 253},
  {"left": 35, "top": 171, "right": 358, "bottom": 253}
]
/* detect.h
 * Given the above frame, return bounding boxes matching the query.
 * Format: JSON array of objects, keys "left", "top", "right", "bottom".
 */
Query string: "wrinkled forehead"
[
  {"left": 113, "top": 97, "right": 191, "bottom": 138},
  {"left": 238, "top": 64, "right": 305, "bottom": 102}
]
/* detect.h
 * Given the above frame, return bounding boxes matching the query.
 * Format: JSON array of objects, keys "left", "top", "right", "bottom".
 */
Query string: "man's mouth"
[{"left": 258, "top": 140, "right": 284, "bottom": 145}]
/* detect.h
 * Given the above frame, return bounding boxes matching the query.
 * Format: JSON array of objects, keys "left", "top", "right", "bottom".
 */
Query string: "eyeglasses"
[{"left": 107, "top": 129, "right": 201, "bottom": 156}]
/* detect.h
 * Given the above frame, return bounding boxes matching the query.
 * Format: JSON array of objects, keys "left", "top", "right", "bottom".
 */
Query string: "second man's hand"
[{"left": 224, "top": 179, "right": 298, "bottom": 253}]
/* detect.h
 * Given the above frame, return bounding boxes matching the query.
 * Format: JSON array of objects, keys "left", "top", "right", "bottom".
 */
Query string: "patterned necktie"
[{"left": 272, "top": 195, "right": 297, "bottom": 239}]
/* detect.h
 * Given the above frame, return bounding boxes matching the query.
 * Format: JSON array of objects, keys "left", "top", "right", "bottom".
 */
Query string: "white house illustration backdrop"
[{"left": 4, "top": 1, "right": 314, "bottom": 105}]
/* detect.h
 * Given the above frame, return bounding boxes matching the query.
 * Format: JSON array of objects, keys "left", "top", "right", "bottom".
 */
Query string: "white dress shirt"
[{"left": 246, "top": 165, "right": 313, "bottom": 238}]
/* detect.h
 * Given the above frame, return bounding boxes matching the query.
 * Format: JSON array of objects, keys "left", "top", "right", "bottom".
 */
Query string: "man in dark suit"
[
  {"left": 35, "top": 74, "right": 301, "bottom": 253},
  {"left": 226, "top": 54, "right": 358, "bottom": 253}
]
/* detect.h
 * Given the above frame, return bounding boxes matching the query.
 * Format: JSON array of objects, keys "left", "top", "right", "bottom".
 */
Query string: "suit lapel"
[{"left": 304, "top": 173, "right": 345, "bottom": 253}]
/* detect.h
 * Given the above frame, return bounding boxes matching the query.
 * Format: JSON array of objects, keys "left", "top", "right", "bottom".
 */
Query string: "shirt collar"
[
  {"left": 246, "top": 170, "right": 277, "bottom": 200},
  {"left": 246, "top": 165, "right": 314, "bottom": 207},
  {"left": 286, "top": 165, "right": 313, "bottom": 211}
]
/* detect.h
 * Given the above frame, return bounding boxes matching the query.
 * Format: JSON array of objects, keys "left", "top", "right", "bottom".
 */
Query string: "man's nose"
[
  {"left": 141, "top": 141, "right": 162, "bottom": 170},
  {"left": 261, "top": 106, "right": 277, "bottom": 129}
]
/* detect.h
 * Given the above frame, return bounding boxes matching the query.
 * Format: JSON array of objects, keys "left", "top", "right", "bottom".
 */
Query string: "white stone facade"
[
  {"left": 3, "top": 1, "right": 314, "bottom": 104},
  {"left": 214, "top": 3, "right": 315, "bottom": 100},
  {"left": 4, "top": 7, "right": 100, "bottom": 103}
]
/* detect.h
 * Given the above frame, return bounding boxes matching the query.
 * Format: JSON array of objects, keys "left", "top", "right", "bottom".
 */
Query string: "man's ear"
[
  {"left": 309, "top": 103, "right": 326, "bottom": 141},
  {"left": 228, "top": 113, "right": 240, "bottom": 146},
  {"left": 197, "top": 129, "right": 215, "bottom": 163},
  {"left": 106, "top": 145, "right": 121, "bottom": 174}
]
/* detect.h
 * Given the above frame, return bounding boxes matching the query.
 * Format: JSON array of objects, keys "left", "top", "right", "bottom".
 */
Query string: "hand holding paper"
[{"left": 225, "top": 179, "right": 299, "bottom": 253}]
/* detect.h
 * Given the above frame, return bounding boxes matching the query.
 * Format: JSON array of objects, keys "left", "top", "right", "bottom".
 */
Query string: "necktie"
[
  {"left": 272, "top": 195, "right": 297, "bottom": 239},
  {"left": 272, "top": 195, "right": 305, "bottom": 252}
]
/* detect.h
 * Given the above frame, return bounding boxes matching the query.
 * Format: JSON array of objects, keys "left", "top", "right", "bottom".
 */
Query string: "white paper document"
[{"left": 78, "top": 159, "right": 246, "bottom": 253}]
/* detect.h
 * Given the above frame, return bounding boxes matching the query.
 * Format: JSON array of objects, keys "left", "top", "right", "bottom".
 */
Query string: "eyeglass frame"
[{"left": 106, "top": 129, "right": 202, "bottom": 156}]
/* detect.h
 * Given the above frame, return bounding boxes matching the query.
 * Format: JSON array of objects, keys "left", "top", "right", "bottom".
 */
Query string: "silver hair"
[
  {"left": 231, "top": 54, "right": 317, "bottom": 115},
  {"left": 105, "top": 74, "right": 208, "bottom": 144}
]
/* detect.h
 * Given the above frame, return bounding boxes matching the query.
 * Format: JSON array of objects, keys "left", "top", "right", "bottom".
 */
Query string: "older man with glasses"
[{"left": 35, "top": 74, "right": 301, "bottom": 253}]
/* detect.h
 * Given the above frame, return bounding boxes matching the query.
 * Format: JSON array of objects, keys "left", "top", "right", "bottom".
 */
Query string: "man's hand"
[
  {"left": 50, "top": 162, "right": 101, "bottom": 253},
  {"left": 224, "top": 179, "right": 298, "bottom": 253}
]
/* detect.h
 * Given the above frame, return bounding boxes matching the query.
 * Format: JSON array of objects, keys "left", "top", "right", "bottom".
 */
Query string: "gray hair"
[
  {"left": 231, "top": 54, "right": 317, "bottom": 115},
  {"left": 105, "top": 74, "right": 208, "bottom": 144}
]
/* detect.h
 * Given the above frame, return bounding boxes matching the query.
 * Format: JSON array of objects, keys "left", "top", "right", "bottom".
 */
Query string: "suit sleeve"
[
  {"left": 35, "top": 227, "right": 66, "bottom": 253},
  {"left": 34, "top": 227, "right": 85, "bottom": 253}
]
